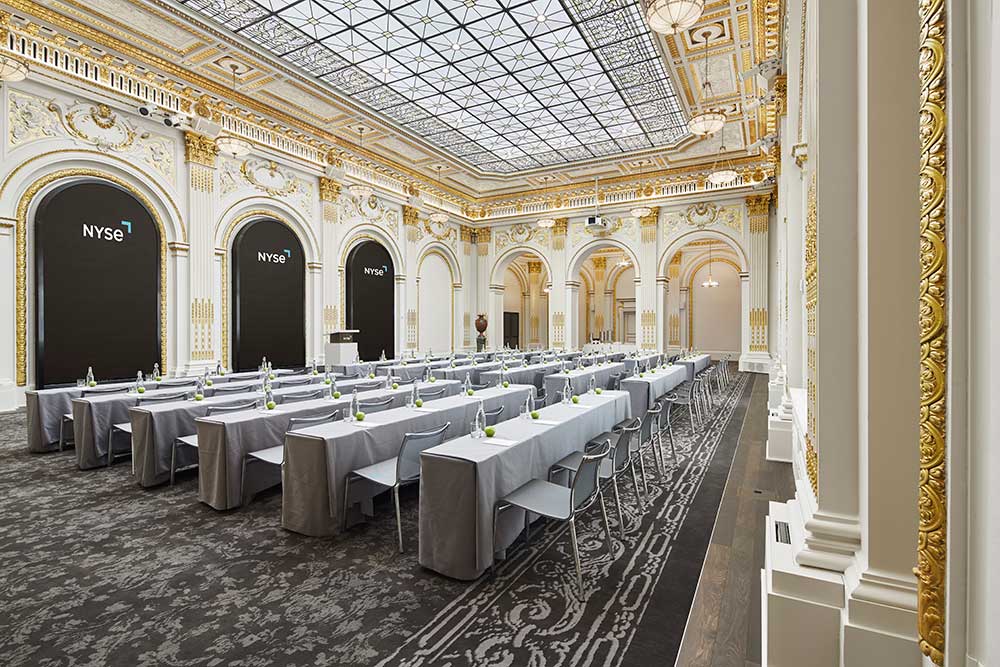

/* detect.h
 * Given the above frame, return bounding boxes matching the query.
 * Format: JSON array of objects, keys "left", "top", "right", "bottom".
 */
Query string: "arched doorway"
[
  {"left": 489, "top": 249, "right": 549, "bottom": 350},
  {"left": 565, "top": 240, "right": 641, "bottom": 349},
  {"left": 34, "top": 181, "right": 161, "bottom": 387},
  {"left": 346, "top": 240, "right": 395, "bottom": 361},
  {"left": 231, "top": 219, "right": 305, "bottom": 371}
]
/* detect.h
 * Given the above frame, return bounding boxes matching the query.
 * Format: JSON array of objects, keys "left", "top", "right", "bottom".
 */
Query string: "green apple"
[
  {"left": 502, "top": 381, "right": 509, "bottom": 388},
  {"left": 88, "top": 381, "right": 97, "bottom": 387},
  {"left": 324, "top": 379, "right": 332, "bottom": 385},
  {"left": 429, "top": 376, "right": 437, "bottom": 382},
  {"left": 467, "top": 389, "right": 475, "bottom": 396},
  {"left": 313, "top": 370, "right": 319, "bottom": 376},
  {"left": 595, "top": 388, "right": 603, "bottom": 394},
  {"left": 355, "top": 411, "right": 365, "bottom": 421},
  {"left": 392, "top": 382, "right": 399, "bottom": 389},
  {"left": 268, "top": 373, "right": 276, "bottom": 380},
  {"left": 206, "top": 380, "right": 213, "bottom": 387},
  {"left": 571, "top": 395, "right": 579, "bottom": 404},
  {"left": 332, "top": 391, "right": 341, "bottom": 399},
  {"left": 194, "top": 394, "right": 204, "bottom": 401},
  {"left": 368, "top": 373, "right": 376, "bottom": 379},
  {"left": 154, "top": 376, "right": 162, "bottom": 382},
  {"left": 415, "top": 399, "right": 423, "bottom": 408},
  {"left": 484, "top": 427, "right": 496, "bottom": 438},
  {"left": 136, "top": 386, "right": 146, "bottom": 394},
  {"left": 530, "top": 411, "right": 540, "bottom": 420},
  {"left": 266, "top": 401, "right": 276, "bottom": 410}
]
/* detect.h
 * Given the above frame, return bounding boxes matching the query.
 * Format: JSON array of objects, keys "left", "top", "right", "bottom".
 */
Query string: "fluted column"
[
  {"left": 591, "top": 257, "right": 607, "bottom": 342},
  {"left": 549, "top": 219, "right": 568, "bottom": 348},
  {"left": 741, "top": 194, "right": 772, "bottom": 371},
  {"left": 668, "top": 255, "right": 682, "bottom": 352},
  {"left": 638, "top": 207, "right": 659, "bottom": 351},
  {"left": 402, "top": 204, "right": 420, "bottom": 354},
  {"left": 319, "top": 176, "right": 342, "bottom": 351},
  {"left": 183, "top": 131, "right": 219, "bottom": 373},
  {"left": 527, "top": 261, "right": 543, "bottom": 348}
]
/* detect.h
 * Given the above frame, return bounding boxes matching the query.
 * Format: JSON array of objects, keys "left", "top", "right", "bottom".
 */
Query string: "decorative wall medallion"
[
  {"left": 685, "top": 202, "right": 719, "bottom": 227},
  {"left": 662, "top": 203, "right": 742, "bottom": 237},
  {"left": 219, "top": 158, "right": 241, "bottom": 195},
  {"left": 52, "top": 101, "right": 137, "bottom": 152},
  {"left": 344, "top": 193, "right": 399, "bottom": 235},
  {"left": 240, "top": 158, "right": 300, "bottom": 197},
  {"left": 494, "top": 223, "right": 549, "bottom": 251},
  {"left": 8, "top": 91, "right": 59, "bottom": 147},
  {"left": 423, "top": 218, "right": 457, "bottom": 245}
]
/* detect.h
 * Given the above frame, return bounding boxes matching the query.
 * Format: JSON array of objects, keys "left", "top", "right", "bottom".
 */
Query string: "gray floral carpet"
[{"left": 0, "top": 371, "right": 755, "bottom": 667}]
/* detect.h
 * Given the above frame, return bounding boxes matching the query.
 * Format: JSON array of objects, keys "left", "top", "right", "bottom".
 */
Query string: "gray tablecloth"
[
  {"left": 622, "top": 353, "right": 662, "bottom": 373},
  {"left": 480, "top": 361, "right": 561, "bottom": 388},
  {"left": 196, "top": 380, "right": 462, "bottom": 510},
  {"left": 620, "top": 365, "right": 687, "bottom": 419},
  {"left": 436, "top": 360, "right": 524, "bottom": 384},
  {"left": 377, "top": 360, "right": 452, "bottom": 380},
  {"left": 677, "top": 354, "right": 712, "bottom": 381},
  {"left": 130, "top": 376, "right": 375, "bottom": 488},
  {"left": 419, "top": 390, "right": 631, "bottom": 580},
  {"left": 543, "top": 363, "right": 627, "bottom": 403},
  {"left": 280, "top": 384, "right": 534, "bottom": 537},
  {"left": 71, "top": 373, "right": 324, "bottom": 470}
]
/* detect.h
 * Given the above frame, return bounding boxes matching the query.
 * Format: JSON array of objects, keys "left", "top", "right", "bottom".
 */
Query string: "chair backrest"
[
  {"left": 283, "top": 388, "right": 324, "bottom": 403},
  {"left": 358, "top": 396, "right": 394, "bottom": 413},
  {"left": 606, "top": 373, "right": 621, "bottom": 390},
  {"left": 418, "top": 386, "right": 446, "bottom": 399},
  {"left": 159, "top": 378, "right": 197, "bottom": 387},
  {"left": 81, "top": 385, "right": 129, "bottom": 396},
  {"left": 355, "top": 381, "right": 382, "bottom": 391},
  {"left": 471, "top": 383, "right": 489, "bottom": 391},
  {"left": 281, "top": 377, "right": 312, "bottom": 386},
  {"left": 206, "top": 400, "right": 256, "bottom": 416},
  {"left": 137, "top": 391, "right": 191, "bottom": 405},
  {"left": 393, "top": 376, "right": 416, "bottom": 385},
  {"left": 640, "top": 402, "right": 661, "bottom": 445},
  {"left": 484, "top": 405, "right": 504, "bottom": 426},
  {"left": 532, "top": 371, "right": 547, "bottom": 389},
  {"left": 613, "top": 419, "right": 640, "bottom": 471},
  {"left": 571, "top": 441, "right": 610, "bottom": 511},
  {"left": 686, "top": 381, "right": 698, "bottom": 400},
  {"left": 335, "top": 372, "right": 360, "bottom": 380},
  {"left": 531, "top": 396, "right": 547, "bottom": 411},
  {"left": 212, "top": 383, "right": 252, "bottom": 394},
  {"left": 396, "top": 421, "right": 451, "bottom": 482},
  {"left": 287, "top": 411, "right": 341, "bottom": 433}
]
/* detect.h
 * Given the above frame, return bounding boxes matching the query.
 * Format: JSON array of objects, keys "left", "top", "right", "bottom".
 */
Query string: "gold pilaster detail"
[
  {"left": 917, "top": 0, "right": 947, "bottom": 661},
  {"left": 527, "top": 261, "right": 542, "bottom": 274},
  {"left": 804, "top": 173, "right": 819, "bottom": 497},
  {"left": 402, "top": 205, "right": 419, "bottom": 227},
  {"left": 190, "top": 298, "right": 214, "bottom": 361},
  {"left": 183, "top": 131, "right": 218, "bottom": 167},
  {"left": 745, "top": 193, "right": 771, "bottom": 232},
  {"left": 319, "top": 176, "right": 341, "bottom": 202},
  {"left": 552, "top": 217, "right": 568, "bottom": 250}
]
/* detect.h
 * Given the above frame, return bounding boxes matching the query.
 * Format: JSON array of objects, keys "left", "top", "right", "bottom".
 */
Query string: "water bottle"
[
  {"left": 135, "top": 370, "right": 143, "bottom": 388},
  {"left": 330, "top": 376, "right": 338, "bottom": 398},
  {"left": 633, "top": 363, "right": 640, "bottom": 377},
  {"left": 562, "top": 377, "right": 572, "bottom": 404},
  {"left": 350, "top": 387, "right": 359, "bottom": 420},
  {"left": 380, "top": 349, "right": 386, "bottom": 361},
  {"left": 86, "top": 366, "right": 95, "bottom": 385},
  {"left": 195, "top": 377, "right": 204, "bottom": 396},
  {"left": 588, "top": 375, "right": 596, "bottom": 394},
  {"left": 409, "top": 383, "right": 418, "bottom": 408},
  {"left": 216, "top": 360, "right": 223, "bottom": 376},
  {"left": 474, "top": 400, "right": 486, "bottom": 438},
  {"left": 464, "top": 373, "right": 472, "bottom": 394},
  {"left": 311, "top": 359, "right": 317, "bottom": 374},
  {"left": 385, "top": 374, "right": 392, "bottom": 389},
  {"left": 367, "top": 362, "right": 374, "bottom": 378},
  {"left": 264, "top": 385, "right": 274, "bottom": 407},
  {"left": 424, "top": 366, "right": 431, "bottom": 382}
]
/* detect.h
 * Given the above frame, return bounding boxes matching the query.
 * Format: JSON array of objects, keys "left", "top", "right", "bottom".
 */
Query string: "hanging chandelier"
[
  {"left": 0, "top": 54, "right": 29, "bottom": 82},
  {"left": 643, "top": 0, "right": 705, "bottom": 35},
  {"left": 348, "top": 126, "right": 375, "bottom": 201},
  {"left": 688, "top": 32, "right": 726, "bottom": 137},
  {"left": 215, "top": 64, "right": 252, "bottom": 157},
  {"left": 702, "top": 244, "right": 720, "bottom": 288},
  {"left": 428, "top": 166, "right": 449, "bottom": 224},
  {"left": 707, "top": 124, "right": 739, "bottom": 186},
  {"left": 629, "top": 159, "right": 653, "bottom": 220},
  {"left": 537, "top": 218, "right": 555, "bottom": 228}
]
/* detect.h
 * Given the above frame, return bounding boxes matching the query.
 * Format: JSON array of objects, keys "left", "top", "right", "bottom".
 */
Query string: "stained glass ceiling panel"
[{"left": 180, "top": 0, "right": 689, "bottom": 173}]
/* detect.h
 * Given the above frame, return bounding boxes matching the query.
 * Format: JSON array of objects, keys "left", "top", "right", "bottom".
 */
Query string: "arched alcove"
[
  {"left": 346, "top": 240, "right": 395, "bottom": 360},
  {"left": 417, "top": 249, "right": 454, "bottom": 353},
  {"left": 33, "top": 180, "right": 162, "bottom": 387},
  {"left": 231, "top": 218, "right": 306, "bottom": 371}
]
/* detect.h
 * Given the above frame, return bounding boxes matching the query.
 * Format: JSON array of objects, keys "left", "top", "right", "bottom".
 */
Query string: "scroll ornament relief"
[
  {"left": 219, "top": 157, "right": 314, "bottom": 217},
  {"left": 9, "top": 92, "right": 174, "bottom": 180},
  {"left": 661, "top": 202, "right": 742, "bottom": 237},
  {"left": 494, "top": 223, "right": 550, "bottom": 251}
]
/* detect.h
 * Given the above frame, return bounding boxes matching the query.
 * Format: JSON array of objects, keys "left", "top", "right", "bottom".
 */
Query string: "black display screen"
[
  {"left": 345, "top": 240, "right": 394, "bottom": 361},
  {"left": 231, "top": 219, "right": 305, "bottom": 372},
  {"left": 34, "top": 181, "right": 161, "bottom": 388}
]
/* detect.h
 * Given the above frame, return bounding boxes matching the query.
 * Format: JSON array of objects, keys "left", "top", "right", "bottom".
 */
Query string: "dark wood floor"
[{"left": 675, "top": 376, "right": 796, "bottom": 667}]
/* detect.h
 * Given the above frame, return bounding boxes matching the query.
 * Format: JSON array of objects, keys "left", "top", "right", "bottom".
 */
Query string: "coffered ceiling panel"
[{"left": 177, "top": 0, "right": 690, "bottom": 173}]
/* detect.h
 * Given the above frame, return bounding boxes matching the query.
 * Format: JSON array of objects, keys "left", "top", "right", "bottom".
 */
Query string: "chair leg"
[
  {"left": 611, "top": 477, "right": 626, "bottom": 538},
  {"left": 107, "top": 430, "right": 114, "bottom": 467},
  {"left": 637, "top": 450, "right": 650, "bottom": 496},
  {"left": 630, "top": 461, "right": 646, "bottom": 512},
  {"left": 393, "top": 485, "right": 404, "bottom": 554},
  {"left": 59, "top": 420, "right": 66, "bottom": 452},
  {"left": 342, "top": 476, "right": 353, "bottom": 532},
  {"left": 598, "top": 490, "right": 614, "bottom": 557},
  {"left": 523, "top": 508, "right": 532, "bottom": 546},
  {"left": 568, "top": 517, "right": 583, "bottom": 594},
  {"left": 240, "top": 455, "right": 249, "bottom": 506},
  {"left": 668, "top": 425, "right": 678, "bottom": 466},
  {"left": 170, "top": 441, "right": 177, "bottom": 486}
]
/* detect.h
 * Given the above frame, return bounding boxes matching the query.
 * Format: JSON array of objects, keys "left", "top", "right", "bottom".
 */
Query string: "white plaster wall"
[
  {"left": 417, "top": 252, "right": 452, "bottom": 354},
  {"left": 690, "top": 263, "right": 740, "bottom": 354}
]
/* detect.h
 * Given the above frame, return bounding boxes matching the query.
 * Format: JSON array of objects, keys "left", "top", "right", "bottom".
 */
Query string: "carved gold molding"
[
  {"left": 917, "top": 0, "right": 947, "bottom": 661},
  {"left": 318, "top": 176, "right": 340, "bottom": 202},
  {"left": 15, "top": 169, "right": 169, "bottom": 384},
  {"left": 183, "top": 131, "right": 218, "bottom": 167}
]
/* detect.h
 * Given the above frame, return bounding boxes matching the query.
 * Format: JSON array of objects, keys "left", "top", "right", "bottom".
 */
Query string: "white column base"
[
  {"left": 843, "top": 572, "right": 921, "bottom": 667},
  {"left": 0, "top": 379, "right": 20, "bottom": 412},
  {"left": 767, "top": 411, "right": 794, "bottom": 462},
  {"left": 769, "top": 378, "right": 785, "bottom": 410},
  {"left": 740, "top": 351, "right": 773, "bottom": 373}
]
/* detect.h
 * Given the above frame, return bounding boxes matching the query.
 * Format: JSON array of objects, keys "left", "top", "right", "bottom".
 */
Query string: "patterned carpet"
[{"left": 0, "top": 371, "right": 755, "bottom": 667}]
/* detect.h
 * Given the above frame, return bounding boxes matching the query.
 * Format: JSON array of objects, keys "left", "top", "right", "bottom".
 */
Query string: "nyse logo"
[
  {"left": 258, "top": 249, "right": 291, "bottom": 264},
  {"left": 363, "top": 264, "right": 389, "bottom": 277},
  {"left": 83, "top": 220, "right": 132, "bottom": 242}
]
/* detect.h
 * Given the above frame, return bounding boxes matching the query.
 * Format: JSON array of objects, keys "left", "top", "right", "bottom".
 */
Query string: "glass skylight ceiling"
[{"left": 181, "top": 0, "right": 689, "bottom": 173}]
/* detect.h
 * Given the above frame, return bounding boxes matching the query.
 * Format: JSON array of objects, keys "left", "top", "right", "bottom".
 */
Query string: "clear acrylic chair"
[
  {"left": 341, "top": 422, "right": 451, "bottom": 552},
  {"left": 493, "top": 441, "right": 613, "bottom": 592},
  {"left": 170, "top": 399, "right": 257, "bottom": 485},
  {"left": 282, "top": 388, "right": 324, "bottom": 403},
  {"left": 357, "top": 396, "right": 395, "bottom": 414},
  {"left": 108, "top": 391, "right": 191, "bottom": 468},
  {"left": 484, "top": 405, "right": 504, "bottom": 426},
  {"left": 417, "top": 386, "right": 447, "bottom": 400}
]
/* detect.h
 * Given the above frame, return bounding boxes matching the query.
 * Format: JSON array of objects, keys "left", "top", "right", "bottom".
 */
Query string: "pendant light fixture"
[
  {"left": 701, "top": 243, "right": 720, "bottom": 288},
  {"left": 0, "top": 54, "right": 29, "bottom": 82},
  {"left": 428, "top": 165, "right": 449, "bottom": 224},
  {"left": 629, "top": 159, "right": 653, "bottom": 220},
  {"left": 707, "top": 122, "right": 739, "bottom": 186},
  {"left": 643, "top": 0, "right": 705, "bottom": 35},
  {"left": 215, "top": 64, "right": 252, "bottom": 158},
  {"left": 688, "top": 31, "right": 726, "bottom": 137},
  {"left": 348, "top": 126, "right": 375, "bottom": 201}
]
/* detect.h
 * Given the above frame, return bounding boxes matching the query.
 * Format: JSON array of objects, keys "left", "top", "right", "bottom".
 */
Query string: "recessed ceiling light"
[
  {"left": 307, "top": 17, "right": 319, "bottom": 25},
  {"left": 382, "top": 30, "right": 393, "bottom": 38},
  {"left": 536, "top": 14, "right": 547, "bottom": 22},
  {"left": 381, "top": 67, "right": 391, "bottom": 74},
  {"left": 451, "top": 43, "right": 462, "bottom": 51},
  {"left": 421, "top": 15, "right": 432, "bottom": 24}
]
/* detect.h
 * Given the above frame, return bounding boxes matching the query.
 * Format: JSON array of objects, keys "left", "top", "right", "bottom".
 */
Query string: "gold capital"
[
  {"left": 319, "top": 177, "right": 341, "bottom": 202},
  {"left": 184, "top": 131, "right": 218, "bottom": 167}
]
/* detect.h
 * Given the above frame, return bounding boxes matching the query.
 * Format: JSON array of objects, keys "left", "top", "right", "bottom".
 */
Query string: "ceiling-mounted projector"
[{"left": 586, "top": 215, "right": 607, "bottom": 229}]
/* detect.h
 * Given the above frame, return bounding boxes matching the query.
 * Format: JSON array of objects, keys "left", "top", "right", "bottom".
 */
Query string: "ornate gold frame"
[
  {"left": 917, "top": 0, "right": 947, "bottom": 662},
  {"left": 15, "top": 169, "right": 169, "bottom": 385}
]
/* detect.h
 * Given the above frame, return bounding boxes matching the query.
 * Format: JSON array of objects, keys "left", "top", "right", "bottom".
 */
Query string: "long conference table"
[
  {"left": 619, "top": 364, "right": 688, "bottom": 420},
  {"left": 677, "top": 353, "right": 712, "bottom": 381},
  {"left": 280, "top": 383, "right": 535, "bottom": 537},
  {"left": 419, "top": 389, "right": 632, "bottom": 580},
  {"left": 542, "top": 362, "right": 627, "bottom": 404}
]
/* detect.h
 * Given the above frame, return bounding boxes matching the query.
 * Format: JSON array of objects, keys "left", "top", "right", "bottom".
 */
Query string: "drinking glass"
[{"left": 76, "top": 379, "right": 85, "bottom": 388}]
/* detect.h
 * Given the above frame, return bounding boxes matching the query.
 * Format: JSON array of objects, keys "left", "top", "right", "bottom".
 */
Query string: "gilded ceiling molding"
[
  {"left": 183, "top": 131, "right": 217, "bottom": 167},
  {"left": 917, "top": 0, "right": 948, "bottom": 661}
]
